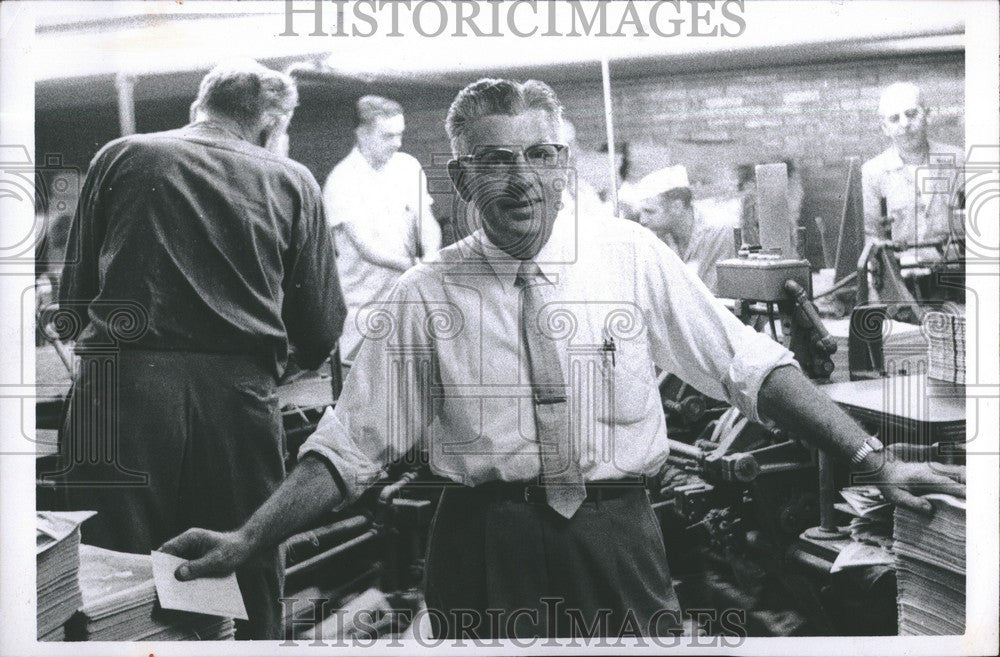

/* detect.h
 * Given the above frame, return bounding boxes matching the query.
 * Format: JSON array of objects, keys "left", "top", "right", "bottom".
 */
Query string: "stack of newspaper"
[
  {"left": 926, "top": 312, "right": 965, "bottom": 384},
  {"left": 893, "top": 494, "right": 966, "bottom": 635},
  {"left": 67, "top": 545, "right": 235, "bottom": 641},
  {"left": 37, "top": 511, "right": 93, "bottom": 640}
]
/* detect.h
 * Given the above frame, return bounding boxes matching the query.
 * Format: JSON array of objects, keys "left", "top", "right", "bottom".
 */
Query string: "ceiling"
[{"left": 30, "top": 0, "right": 964, "bottom": 110}]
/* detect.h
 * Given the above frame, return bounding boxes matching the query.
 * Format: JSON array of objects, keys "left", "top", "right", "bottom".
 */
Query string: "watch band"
[{"left": 850, "top": 436, "right": 884, "bottom": 465}]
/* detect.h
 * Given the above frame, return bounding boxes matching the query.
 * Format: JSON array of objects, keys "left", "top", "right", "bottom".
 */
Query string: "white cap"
[{"left": 635, "top": 165, "right": 690, "bottom": 201}]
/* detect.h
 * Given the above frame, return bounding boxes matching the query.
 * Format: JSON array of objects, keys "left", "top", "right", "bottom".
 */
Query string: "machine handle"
[
  {"left": 783, "top": 279, "right": 837, "bottom": 354},
  {"left": 667, "top": 439, "right": 704, "bottom": 461}
]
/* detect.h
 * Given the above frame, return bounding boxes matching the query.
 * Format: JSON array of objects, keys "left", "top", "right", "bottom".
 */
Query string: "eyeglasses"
[
  {"left": 883, "top": 107, "right": 925, "bottom": 124},
  {"left": 463, "top": 143, "right": 569, "bottom": 168}
]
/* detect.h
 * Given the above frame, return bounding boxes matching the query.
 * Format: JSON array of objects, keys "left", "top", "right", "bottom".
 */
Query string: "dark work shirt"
[{"left": 59, "top": 122, "right": 346, "bottom": 375}]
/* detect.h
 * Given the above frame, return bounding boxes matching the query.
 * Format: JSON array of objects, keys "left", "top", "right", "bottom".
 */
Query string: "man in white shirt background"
[
  {"left": 323, "top": 95, "right": 442, "bottom": 365},
  {"left": 861, "top": 82, "right": 964, "bottom": 266},
  {"left": 635, "top": 165, "right": 737, "bottom": 295},
  {"left": 164, "top": 78, "right": 964, "bottom": 640}
]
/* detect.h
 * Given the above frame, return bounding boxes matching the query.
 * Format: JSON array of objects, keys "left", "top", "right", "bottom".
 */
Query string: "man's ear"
[
  {"left": 667, "top": 197, "right": 687, "bottom": 215},
  {"left": 448, "top": 159, "right": 474, "bottom": 202},
  {"left": 262, "top": 114, "right": 292, "bottom": 154}
]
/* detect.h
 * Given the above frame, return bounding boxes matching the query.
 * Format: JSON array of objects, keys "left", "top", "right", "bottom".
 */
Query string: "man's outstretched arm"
[
  {"left": 160, "top": 455, "right": 343, "bottom": 580},
  {"left": 339, "top": 221, "right": 413, "bottom": 272},
  {"left": 758, "top": 364, "right": 964, "bottom": 514}
]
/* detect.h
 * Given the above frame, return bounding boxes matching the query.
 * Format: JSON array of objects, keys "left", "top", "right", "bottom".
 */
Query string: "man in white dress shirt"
[
  {"left": 164, "top": 78, "right": 964, "bottom": 641},
  {"left": 323, "top": 95, "right": 441, "bottom": 364}
]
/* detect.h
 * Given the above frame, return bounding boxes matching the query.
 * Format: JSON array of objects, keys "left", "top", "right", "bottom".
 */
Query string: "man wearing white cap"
[
  {"left": 636, "top": 165, "right": 736, "bottom": 294},
  {"left": 861, "top": 82, "right": 964, "bottom": 264}
]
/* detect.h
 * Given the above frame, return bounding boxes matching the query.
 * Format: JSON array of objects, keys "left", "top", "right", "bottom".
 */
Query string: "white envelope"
[{"left": 150, "top": 550, "right": 248, "bottom": 620}]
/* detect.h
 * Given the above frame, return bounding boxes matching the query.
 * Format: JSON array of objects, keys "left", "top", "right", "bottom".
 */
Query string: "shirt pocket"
[{"left": 574, "top": 302, "right": 656, "bottom": 426}]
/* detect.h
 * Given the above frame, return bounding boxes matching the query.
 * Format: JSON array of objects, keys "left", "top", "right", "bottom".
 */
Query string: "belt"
[{"left": 470, "top": 480, "right": 646, "bottom": 504}]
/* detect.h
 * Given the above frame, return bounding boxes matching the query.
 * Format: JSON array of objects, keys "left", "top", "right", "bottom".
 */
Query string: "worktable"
[{"left": 820, "top": 374, "right": 965, "bottom": 447}]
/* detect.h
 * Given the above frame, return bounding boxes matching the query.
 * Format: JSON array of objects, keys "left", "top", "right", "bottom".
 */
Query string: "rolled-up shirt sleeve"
[
  {"left": 640, "top": 235, "right": 798, "bottom": 425},
  {"left": 297, "top": 271, "right": 435, "bottom": 505}
]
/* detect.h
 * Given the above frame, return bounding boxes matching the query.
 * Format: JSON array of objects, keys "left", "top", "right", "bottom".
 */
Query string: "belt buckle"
[{"left": 523, "top": 485, "right": 545, "bottom": 504}]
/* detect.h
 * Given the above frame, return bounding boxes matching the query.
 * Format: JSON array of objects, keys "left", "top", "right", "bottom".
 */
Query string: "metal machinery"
[
  {"left": 273, "top": 373, "right": 441, "bottom": 641},
  {"left": 651, "top": 163, "right": 855, "bottom": 635},
  {"left": 651, "top": 161, "right": 965, "bottom": 636}
]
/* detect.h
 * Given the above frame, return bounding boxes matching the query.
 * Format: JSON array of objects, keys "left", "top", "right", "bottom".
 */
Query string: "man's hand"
[
  {"left": 158, "top": 456, "right": 345, "bottom": 582},
  {"left": 159, "top": 528, "right": 253, "bottom": 581},
  {"left": 857, "top": 448, "right": 965, "bottom": 515}
]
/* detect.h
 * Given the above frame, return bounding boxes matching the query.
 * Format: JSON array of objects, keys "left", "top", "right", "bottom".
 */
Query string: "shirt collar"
[
  {"left": 883, "top": 146, "right": 906, "bottom": 171},
  {"left": 473, "top": 199, "right": 576, "bottom": 288},
  {"left": 346, "top": 146, "right": 375, "bottom": 172},
  {"left": 185, "top": 121, "right": 244, "bottom": 143},
  {"left": 884, "top": 142, "right": 951, "bottom": 171},
  {"left": 681, "top": 206, "right": 708, "bottom": 262}
]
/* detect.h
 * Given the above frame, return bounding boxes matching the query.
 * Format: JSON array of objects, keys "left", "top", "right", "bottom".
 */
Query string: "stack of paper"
[
  {"left": 37, "top": 511, "right": 93, "bottom": 640},
  {"left": 67, "top": 545, "right": 235, "bottom": 641},
  {"left": 893, "top": 494, "right": 966, "bottom": 635},
  {"left": 927, "top": 313, "right": 965, "bottom": 384}
]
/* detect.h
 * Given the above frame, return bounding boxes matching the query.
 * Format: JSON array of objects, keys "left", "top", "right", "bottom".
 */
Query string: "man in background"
[
  {"left": 635, "top": 165, "right": 736, "bottom": 295},
  {"left": 862, "top": 81, "right": 964, "bottom": 265},
  {"left": 56, "top": 60, "right": 345, "bottom": 638},
  {"left": 323, "top": 95, "right": 441, "bottom": 366}
]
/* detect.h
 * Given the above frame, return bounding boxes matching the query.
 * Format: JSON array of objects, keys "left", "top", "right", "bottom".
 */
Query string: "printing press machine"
[{"left": 646, "top": 162, "right": 966, "bottom": 636}]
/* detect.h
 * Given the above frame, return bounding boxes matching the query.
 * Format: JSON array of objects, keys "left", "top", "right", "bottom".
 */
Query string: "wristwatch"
[{"left": 850, "top": 435, "right": 885, "bottom": 465}]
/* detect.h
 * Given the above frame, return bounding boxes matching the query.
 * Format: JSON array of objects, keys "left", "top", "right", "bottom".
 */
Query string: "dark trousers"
[
  {"left": 423, "top": 485, "right": 682, "bottom": 639},
  {"left": 54, "top": 350, "right": 285, "bottom": 639}
]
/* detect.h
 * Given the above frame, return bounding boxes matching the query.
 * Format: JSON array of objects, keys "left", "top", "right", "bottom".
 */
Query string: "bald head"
[
  {"left": 878, "top": 82, "right": 924, "bottom": 117},
  {"left": 877, "top": 82, "right": 929, "bottom": 153}
]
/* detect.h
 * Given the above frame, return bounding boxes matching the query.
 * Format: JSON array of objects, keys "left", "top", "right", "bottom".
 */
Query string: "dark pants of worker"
[
  {"left": 423, "top": 485, "right": 682, "bottom": 640},
  {"left": 53, "top": 350, "right": 285, "bottom": 640}
]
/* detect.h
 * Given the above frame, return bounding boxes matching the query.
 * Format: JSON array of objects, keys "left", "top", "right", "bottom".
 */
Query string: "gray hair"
[
  {"left": 445, "top": 78, "right": 564, "bottom": 156},
  {"left": 192, "top": 59, "right": 297, "bottom": 130},
  {"left": 355, "top": 95, "right": 404, "bottom": 128}
]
